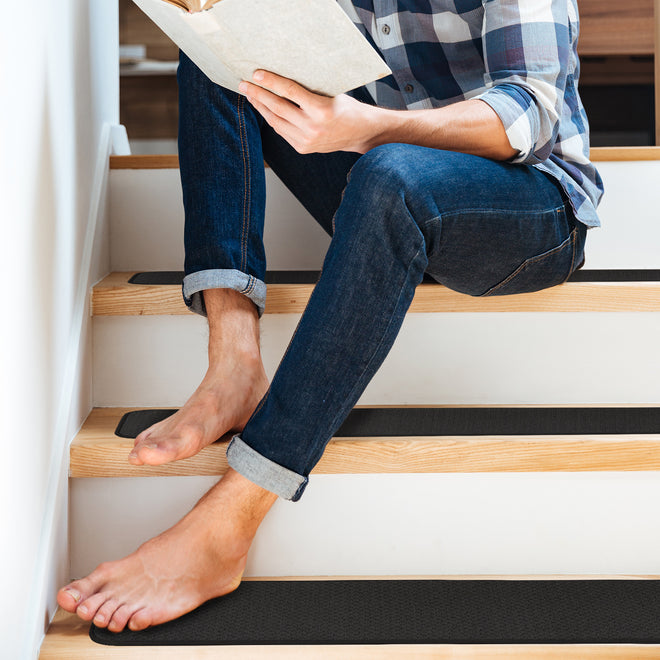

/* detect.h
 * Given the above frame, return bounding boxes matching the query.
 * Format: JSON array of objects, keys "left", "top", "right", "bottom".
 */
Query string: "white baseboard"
[{"left": 26, "top": 122, "right": 115, "bottom": 659}]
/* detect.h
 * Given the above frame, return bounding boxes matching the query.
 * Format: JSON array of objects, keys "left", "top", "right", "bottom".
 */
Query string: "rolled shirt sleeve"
[{"left": 475, "top": 0, "right": 571, "bottom": 165}]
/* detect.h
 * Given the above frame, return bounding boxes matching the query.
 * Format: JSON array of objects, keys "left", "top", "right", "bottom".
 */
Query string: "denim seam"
[
  {"left": 482, "top": 224, "right": 577, "bottom": 297},
  {"left": 562, "top": 227, "right": 579, "bottom": 284},
  {"left": 297, "top": 243, "right": 426, "bottom": 474},
  {"left": 439, "top": 204, "right": 566, "bottom": 218},
  {"left": 237, "top": 94, "right": 250, "bottom": 274}
]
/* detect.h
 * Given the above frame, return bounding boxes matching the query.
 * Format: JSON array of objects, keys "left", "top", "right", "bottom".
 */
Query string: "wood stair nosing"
[
  {"left": 71, "top": 407, "right": 660, "bottom": 479},
  {"left": 108, "top": 147, "right": 660, "bottom": 170},
  {"left": 92, "top": 272, "right": 660, "bottom": 316}
]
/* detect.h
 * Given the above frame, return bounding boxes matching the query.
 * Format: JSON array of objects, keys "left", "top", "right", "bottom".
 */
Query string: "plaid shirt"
[{"left": 338, "top": 0, "right": 603, "bottom": 227}]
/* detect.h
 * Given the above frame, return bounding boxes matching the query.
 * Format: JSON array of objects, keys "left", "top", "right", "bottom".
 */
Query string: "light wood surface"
[
  {"left": 40, "top": 605, "right": 660, "bottom": 659},
  {"left": 108, "top": 147, "right": 660, "bottom": 170},
  {"left": 109, "top": 155, "right": 180, "bottom": 169},
  {"left": 578, "top": 0, "right": 655, "bottom": 55},
  {"left": 107, "top": 147, "right": 660, "bottom": 170},
  {"left": 70, "top": 407, "right": 660, "bottom": 478},
  {"left": 92, "top": 272, "right": 660, "bottom": 316}
]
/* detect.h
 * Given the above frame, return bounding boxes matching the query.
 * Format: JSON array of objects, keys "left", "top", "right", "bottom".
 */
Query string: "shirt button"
[
  {"left": 404, "top": 83, "right": 414, "bottom": 93},
  {"left": 381, "top": 24, "right": 391, "bottom": 34}
]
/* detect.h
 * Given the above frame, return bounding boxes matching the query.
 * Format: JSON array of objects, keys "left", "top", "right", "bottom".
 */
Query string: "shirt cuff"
[{"left": 477, "top": 86, "right": 537, "bottom": 164}]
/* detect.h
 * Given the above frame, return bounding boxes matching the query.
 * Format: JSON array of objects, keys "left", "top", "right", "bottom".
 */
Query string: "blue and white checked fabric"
[{"left": 338, "top": 0, "right": 604, "bottom": 227}]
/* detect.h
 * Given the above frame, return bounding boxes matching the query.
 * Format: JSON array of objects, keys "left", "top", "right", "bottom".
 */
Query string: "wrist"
[{"left": 359, "top": 106, "right": 404, "bottom": 153}]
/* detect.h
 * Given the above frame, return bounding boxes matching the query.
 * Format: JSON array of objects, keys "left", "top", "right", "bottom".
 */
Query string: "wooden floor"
[
  {"left": 71, "top": 407, "right": 660, "bottom": 478},
  {"left": 92, "top": 272, "right": 660, "bottom": 316}
]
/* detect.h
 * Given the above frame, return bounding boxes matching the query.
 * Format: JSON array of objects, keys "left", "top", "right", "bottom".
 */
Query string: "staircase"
[{"left": 40, "top": 146, "right": 660, "bottom": 657}]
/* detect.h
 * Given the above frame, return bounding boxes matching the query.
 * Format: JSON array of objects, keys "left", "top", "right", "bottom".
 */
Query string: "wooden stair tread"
[
  {"left": 92, "top": 272, "right": 660, "bottom": 316},
  {"left": 71, "top": 407, "right": 660, "bottom": 478},
  {"left": 109, "top": 147, "right": 660, "bottom": 169}
]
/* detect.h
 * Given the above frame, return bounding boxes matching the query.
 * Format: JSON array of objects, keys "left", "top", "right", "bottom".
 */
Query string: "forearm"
[{"left": 363, "top": 99, "right": 516, "bottom": 161}]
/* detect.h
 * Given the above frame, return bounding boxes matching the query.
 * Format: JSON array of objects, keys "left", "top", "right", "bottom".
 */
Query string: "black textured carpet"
[
  {"left": 128, "top": 269, "right": 660, "bottom": 286},
  {"left": 90, "top": 579, "right": 660, "bottom": 645},
  {"left": 115, "top": 406, "right": 660, "bottom": 440}
]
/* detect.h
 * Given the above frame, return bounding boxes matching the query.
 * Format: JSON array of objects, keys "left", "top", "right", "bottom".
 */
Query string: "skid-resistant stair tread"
[
  {"left": 71, "top": 406, "right": 660, "bottom": 478},
  {"left": 92, "top": 271, "right": 660, "bottom": 315},
  {"left": 88, "top": 578, "right": 660, "bottom": 646},
  {"left": 116, "top": 406, "right": 660, "bottom": 439},
  {"left": 128, "top": 269, "right": 660, "bottom": 286}
]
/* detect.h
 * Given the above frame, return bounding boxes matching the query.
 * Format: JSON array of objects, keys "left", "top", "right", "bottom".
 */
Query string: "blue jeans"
[{"left": 177, "top": 52, "right": 587, "bottom": 501}]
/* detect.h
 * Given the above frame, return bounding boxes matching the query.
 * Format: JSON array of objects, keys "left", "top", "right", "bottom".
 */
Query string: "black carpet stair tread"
[
  {"left": 115, "top": 406, "right": 660, "bottom": 440},
  {"left": 128, "top": 270, "right": 660, "bottom": 286},
  {"left": 90, "top": 579, "right": 660, "bottom": 646}
]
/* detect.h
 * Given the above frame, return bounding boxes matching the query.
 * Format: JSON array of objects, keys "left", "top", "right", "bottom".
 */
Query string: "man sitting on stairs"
[{"left": 59, "top": 0, "right": 603, "bottom": 632}]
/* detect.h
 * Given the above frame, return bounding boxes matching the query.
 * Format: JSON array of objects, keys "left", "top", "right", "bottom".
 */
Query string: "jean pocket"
[{"left": 480, "top": 227, "right": 579, "bottom": 297}]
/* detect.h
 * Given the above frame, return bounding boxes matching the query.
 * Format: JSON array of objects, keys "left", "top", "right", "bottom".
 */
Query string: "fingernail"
[
  {"left": 78, "top": 605, "right": 88, "bottom": 615},
  {"left": 253, "top": 70, "right": 264, "bottom": 81},
  {"left": 66, "top": 588, "right": 81, "bottom": 602},
  {"left": 238, "top": 82, "right": 248, "bottom": 94}
]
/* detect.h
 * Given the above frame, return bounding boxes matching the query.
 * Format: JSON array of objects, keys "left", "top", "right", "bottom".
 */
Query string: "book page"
[
  {"left": 132, "top": 0, "right": 391, "bottom": 97},
  {"left": 132, "top": 0, "right": 241, "bottom": 91}
]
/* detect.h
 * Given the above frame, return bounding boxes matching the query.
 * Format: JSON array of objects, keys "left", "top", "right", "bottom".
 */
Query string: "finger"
[
  {"left": 240, "top": 81, "right": 304, "bottom": 126},
  {"left": 251, "top": 70, "right": 317, "bottom": 108},
  {"left": 247, "top": 96, "right": 305, "bottom": 144}
]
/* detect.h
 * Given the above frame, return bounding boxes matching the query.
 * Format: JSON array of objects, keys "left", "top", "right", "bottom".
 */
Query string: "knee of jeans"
[
  {"left": 340, "top": 145, "right": 430, "bottom": 229},
  {"left": 346, "top": 144, "right": 450, "bottom": 222},
  {"left": 348, "top": 144, "right": 418, "bottom": 194}
]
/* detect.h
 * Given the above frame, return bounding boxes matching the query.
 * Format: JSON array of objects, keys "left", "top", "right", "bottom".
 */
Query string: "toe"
[
  {"left": 57, "top": 586, "right": 83, "bottom": 612},
  {"left": 108, "top": 604, "right": 137, "bottom": 633},
  {"left": 75, "top": 592, "right": 110, "bottom": 621},
  {"left": 57, "top": 574, "right": 102, "bottom": 612},
  {"left": 128, "top": 608, "right": 153, "bottom": 631},
  {"left": 93, "top": 599, "right": 122, "bottom": 628}
]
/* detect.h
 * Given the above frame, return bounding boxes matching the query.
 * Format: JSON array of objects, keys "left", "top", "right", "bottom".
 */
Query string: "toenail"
[
  {"left": 78, "top": 605, "right": 88, "bottom": 615},
  {"left": 66, "top": 589, "right": 81, "bottom": 602},
  {"left": 95, "top": 614, "right": 105, "bottom": 623},
  {"left": 146, "top": 443, "right": 159, "bottom": 449}
]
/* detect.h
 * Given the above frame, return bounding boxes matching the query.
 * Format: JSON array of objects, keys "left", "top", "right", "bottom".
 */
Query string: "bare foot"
[
  {"left": 57, "top": 469, "right": 277, "bottom": 632},
  {"left": 129, "top": 353, "right": 268, "bottom": 466},
  {"left": 129, "top": 288, "right": 269, "bottom": 466}
]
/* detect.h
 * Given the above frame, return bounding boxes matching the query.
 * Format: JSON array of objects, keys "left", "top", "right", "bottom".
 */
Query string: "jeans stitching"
[
  {"left": 562, "top": 227, "right": 579, "bottom": 284},
  {"left": 237, "top": 95, "right": 250, "bottom": 274},
  {"left": 482, "top": 222, "right": 577, "bottom": 297}
]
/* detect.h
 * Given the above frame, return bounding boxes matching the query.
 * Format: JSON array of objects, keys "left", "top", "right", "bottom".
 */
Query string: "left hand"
[{"left": 238, "top": 70, "right": 381, "bottom": 154}]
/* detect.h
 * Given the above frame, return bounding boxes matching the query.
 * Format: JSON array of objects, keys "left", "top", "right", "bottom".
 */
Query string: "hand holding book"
[{"left": 239, "top": 69, "right": 383, "bottom": 154}]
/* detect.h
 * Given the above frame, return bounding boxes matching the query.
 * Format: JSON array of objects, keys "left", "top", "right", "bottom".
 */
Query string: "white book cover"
[{"left": 132, "top": 0, "right": 392, "bottom": 96}]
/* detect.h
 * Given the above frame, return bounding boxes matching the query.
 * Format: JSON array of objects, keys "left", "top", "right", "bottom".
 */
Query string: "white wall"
[{"left": 0, "top": 1, "right": 118, "bottom": 657}]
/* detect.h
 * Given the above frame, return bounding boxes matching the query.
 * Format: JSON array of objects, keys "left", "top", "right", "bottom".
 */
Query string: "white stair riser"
[
  {"left": 108, "top": 161, "right": 660, "bottom": 271},
  {"left": 109, "top": 169, "right": 329, "bottom": 272},
  {"left": 93, "top": 312, "right": 660, "bottom": 407},
  {"left": 71, "top": 472, "right": 660, "bottom": 578}
]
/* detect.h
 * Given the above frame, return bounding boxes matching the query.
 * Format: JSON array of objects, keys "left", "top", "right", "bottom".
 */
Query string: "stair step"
[
  {"left": 41, "top": 573, "right": 660, "bottom": 659},
  {"left": 92, "top": 271, "right": 660, "bottom": 316},
  {"left": 71, "top": 406, "right": 660, "bottom": 479},
  {"left": 108, "top": 146, "right": 660, "bottom": 169}
]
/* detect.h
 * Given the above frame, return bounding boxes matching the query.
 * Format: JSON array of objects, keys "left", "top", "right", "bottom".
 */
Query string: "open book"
[{"left": 132, "top": 0, "right": 392, "bottom": 97}]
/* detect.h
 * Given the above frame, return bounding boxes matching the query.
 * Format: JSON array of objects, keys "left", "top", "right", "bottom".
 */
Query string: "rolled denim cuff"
[
  {"left": 227, "top": 435, "right": 308, "bottom": 502},
  {"left": 182, "top": 269, "right": 267, "bottom": 318}
]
